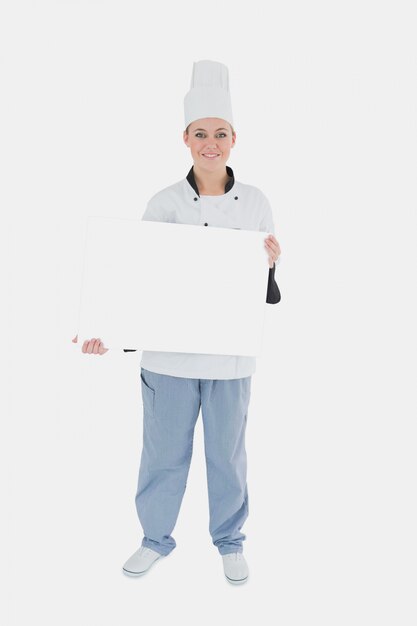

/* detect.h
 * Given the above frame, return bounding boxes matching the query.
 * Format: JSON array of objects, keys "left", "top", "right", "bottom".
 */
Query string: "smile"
[{"left": 202, "top": 154, "right": 220, "bottom": 159}]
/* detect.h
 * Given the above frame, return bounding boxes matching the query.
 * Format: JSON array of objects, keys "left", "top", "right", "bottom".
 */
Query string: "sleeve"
[
  {"left": 141, "top": 193, "right": 168, "bottom": 223},
  {"left": 123, "top": 195, "right": 168, "bottom": 352},
  {"left": 258, "top": 193, "right": 281, "bottom": 305}
]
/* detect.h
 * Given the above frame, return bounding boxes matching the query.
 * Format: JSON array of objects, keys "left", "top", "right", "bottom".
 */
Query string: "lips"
[{"left": 202, "top": 153, "right": 220, "bottom": 159}]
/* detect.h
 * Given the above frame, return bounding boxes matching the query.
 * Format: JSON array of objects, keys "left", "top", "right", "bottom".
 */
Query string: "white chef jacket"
[{"left": 124, "top": 165, "right": 281, "bottom": 380}]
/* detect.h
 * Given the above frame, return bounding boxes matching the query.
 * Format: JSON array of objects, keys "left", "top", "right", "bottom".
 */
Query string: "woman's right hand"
[{"left": 72, "top": 334, "right": 109, "bottom": 355}]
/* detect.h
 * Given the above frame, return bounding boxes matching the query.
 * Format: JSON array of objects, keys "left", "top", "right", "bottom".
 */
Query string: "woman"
[{"left": 73, "top": 60, "right": 281, "bottom": 585}]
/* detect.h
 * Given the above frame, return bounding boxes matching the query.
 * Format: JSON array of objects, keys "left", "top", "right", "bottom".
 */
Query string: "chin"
[{"left": 199, "top": 156, "right": 224, "bottom": 165}]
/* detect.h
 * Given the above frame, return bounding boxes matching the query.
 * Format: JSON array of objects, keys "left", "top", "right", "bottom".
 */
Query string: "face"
[{"left": 183, "top": 117, "right": 236, "bottom": 170}]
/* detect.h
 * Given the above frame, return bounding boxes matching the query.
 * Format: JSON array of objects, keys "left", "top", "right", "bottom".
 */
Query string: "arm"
[{"left": 259, "top": 195, "right": 282, "bottom": 305}]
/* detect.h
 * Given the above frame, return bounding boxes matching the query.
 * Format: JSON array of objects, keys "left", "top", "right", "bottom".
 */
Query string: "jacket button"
[
  {"left": 234, "top": 196, "right": 238, "bottom": 200},
  {"left": 194, "top": 197, "right": 198, "bottom": 201},
  {"left": 204, "top": 222, "right": 208, "bottom": 226}
]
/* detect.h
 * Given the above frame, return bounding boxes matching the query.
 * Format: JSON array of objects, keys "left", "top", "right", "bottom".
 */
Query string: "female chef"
[{"left": 73, "top": 60, "right": 281, "bottom": 585}]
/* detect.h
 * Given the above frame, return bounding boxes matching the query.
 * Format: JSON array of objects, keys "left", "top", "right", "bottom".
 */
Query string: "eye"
[{"left": 194, "top": 132, "right": 227, "bottom": 138}]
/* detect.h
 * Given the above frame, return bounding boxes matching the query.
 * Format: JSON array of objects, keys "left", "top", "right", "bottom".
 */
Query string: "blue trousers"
[{"left": 135, "top": 367, "right": 252, "bottom": 556}]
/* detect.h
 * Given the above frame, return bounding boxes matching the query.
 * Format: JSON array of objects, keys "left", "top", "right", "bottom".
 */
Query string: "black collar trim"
[{"left": 186, "top": 165, "right": 235, "bottom": 197}]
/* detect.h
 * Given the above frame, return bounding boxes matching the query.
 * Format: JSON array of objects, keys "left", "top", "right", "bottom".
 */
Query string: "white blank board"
[{"left": 77, "top": 217, "right": 270, "bottom": 356}]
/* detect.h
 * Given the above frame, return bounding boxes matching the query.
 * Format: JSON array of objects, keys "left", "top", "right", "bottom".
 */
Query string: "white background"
[{"left": 2, "top": 1, "right": 416, "bottom": 624}]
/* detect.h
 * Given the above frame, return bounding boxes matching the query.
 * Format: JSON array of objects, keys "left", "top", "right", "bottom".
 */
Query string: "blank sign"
[{"left": 77, "top": 217, "right": 270, "bottom": 356}]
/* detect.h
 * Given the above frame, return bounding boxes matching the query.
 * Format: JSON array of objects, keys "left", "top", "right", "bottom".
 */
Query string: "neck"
[{"left": 193, "top": 164, "right": 230, "bottom": 195}]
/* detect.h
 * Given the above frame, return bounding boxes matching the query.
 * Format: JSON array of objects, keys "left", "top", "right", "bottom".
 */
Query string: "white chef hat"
[{"left": 184, "top": 59, "right": 234, "bottom": 130}]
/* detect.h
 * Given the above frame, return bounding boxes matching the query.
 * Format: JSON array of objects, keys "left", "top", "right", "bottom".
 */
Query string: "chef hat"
[{"left": 184, "top": 59, "right": 234, "bottom": 130}]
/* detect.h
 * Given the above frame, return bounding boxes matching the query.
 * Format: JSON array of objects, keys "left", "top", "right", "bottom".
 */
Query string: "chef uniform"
[{"left": 125, "top": 60, "right": 281, "bottom": 557}]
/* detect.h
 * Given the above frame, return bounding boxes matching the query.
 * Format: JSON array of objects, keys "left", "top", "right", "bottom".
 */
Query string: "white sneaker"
[
  {"left": 122, "top": 546, "right": 165, "bottom": 577},
  {"left": 222, "top": 552, "right": 249, "bottom": 585}
]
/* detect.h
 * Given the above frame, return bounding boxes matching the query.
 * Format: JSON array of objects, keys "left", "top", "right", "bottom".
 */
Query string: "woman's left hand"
[{"left": 264, "top": 234, "right": 281, "bottom": 268}]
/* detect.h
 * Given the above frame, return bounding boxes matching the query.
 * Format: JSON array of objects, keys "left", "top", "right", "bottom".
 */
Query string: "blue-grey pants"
[{"left": 135, "top": 367, "right": 252, "bottom": 556}]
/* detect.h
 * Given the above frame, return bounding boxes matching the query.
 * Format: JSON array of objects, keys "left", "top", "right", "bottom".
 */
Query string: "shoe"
[
  {"left": 122, "top": 546, "right": 165, "bottom": 577},
  {"left": 222, "top": 552, "right": 249, "bottom": 585}
]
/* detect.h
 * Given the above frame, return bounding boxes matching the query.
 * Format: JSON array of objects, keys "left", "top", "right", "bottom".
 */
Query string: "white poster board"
[{"left": 77, "top": 217, "right": 270, "bottom": 356}]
